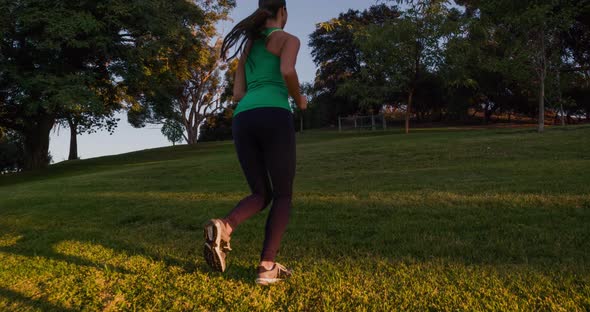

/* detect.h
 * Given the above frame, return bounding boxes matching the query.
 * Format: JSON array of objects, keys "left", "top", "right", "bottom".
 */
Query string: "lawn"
[{"left": 1, "top": 125, "right": 589, "bottom": 311}]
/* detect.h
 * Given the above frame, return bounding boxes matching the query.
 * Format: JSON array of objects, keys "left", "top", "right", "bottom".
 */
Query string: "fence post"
[
  {"left": 338, "top": 116, "right": 342, "bottom": 132},
  {"left": 383, "top": 114, "right": 387, "bottom": 130},
  {"left": 371, "top": 114, "right": 376, "bottom": 131},
  {"left": 354, "top": 117, "right": 357, "bottom": 130}
]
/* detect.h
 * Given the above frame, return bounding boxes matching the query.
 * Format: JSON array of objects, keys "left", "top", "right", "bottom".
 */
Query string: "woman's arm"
[
  {"left": 280, "top": 35, "right": 307, "bottom": 110},
  {"left": 232, "top": 41, "right": 251, "bottom": 102}
]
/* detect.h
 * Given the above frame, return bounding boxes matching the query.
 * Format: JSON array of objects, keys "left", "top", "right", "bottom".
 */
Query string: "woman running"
[{"left": 203, "top": 0, "right": 307, "bottom": 286}]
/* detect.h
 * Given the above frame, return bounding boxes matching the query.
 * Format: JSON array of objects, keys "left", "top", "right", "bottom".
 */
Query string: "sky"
[{"left": 49, "top": 0, "right": 379, "bottom": 163}]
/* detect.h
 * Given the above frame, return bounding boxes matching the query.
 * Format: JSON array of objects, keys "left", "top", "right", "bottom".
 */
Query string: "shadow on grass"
[
  {"left": 0, "top": 287, "right": 76, "bottom": 312},
  {"left": 0, "top": 234, "right": 148, "bottom": 276},
  {"left": 4, "top": 234, "right": 164, "bottom": 271},
  {"left": 0, "top": 227, "right": 255, "bottom": 286},
  {"left": 193, "top": 260, "right": 258, "bottom": 284}
]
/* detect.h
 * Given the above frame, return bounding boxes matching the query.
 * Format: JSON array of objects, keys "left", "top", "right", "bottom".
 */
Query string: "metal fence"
[{"left": 338, "top": 115, "right": 388, "bottom": 132}]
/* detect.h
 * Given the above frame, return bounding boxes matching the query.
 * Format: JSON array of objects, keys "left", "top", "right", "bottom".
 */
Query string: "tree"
[
  {"left": 0, "top": 0, "right": 207, "bottom": 170},
  {"left": 198, "top": 57, "right": 239, "bottom": 143},
  {"left": 161, "top": 119, "right": 185, "bottom": 146},
  {"left": 310, "top": 5, "right": 400, "bottom": 126},
  {"left": 563, "top": 2, "right": 590, "bottom": 120},
  {"left": 442, "top": 6, "right": 532, "bottom": 124},
  {"left": 129, "top": 1, "right": 235, "bottom": 145},
  {"left": 467, "top": 0, "right": 579, "bottom": 132},
  {"left": 176, "top": 39, "right": 227, "bottom": 144},
  {"left": 55, "top": 111, "right": 120, "bottom": 161},
  {"left": 355, "top": 2, "right": 447, "bottom": 133}
]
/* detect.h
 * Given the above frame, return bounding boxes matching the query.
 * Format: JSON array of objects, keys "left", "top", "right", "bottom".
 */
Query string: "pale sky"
[{"left": 49, "top": 0, "right": 380, "bottom": 163}]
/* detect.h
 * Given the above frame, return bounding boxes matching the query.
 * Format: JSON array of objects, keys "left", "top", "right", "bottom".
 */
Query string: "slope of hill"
[{"left": 1, "top": 126, "right": 589, "bottom": 311}]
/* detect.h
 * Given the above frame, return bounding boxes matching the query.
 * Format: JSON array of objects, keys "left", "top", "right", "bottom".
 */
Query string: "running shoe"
[
  {"left": 255, "top": 263, "right": 292, "bottom": 285},
  {"left": 203, "top": 219, "right": 232, "bottom": 272}
]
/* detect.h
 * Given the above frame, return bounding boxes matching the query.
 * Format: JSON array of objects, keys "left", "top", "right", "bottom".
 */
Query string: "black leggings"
[{"left": 225, "top": 107, "right": 296, "bottom": 262}]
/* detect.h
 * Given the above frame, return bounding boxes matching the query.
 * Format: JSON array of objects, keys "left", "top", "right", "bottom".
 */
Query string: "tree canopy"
[{"left": 0, "top": 0, "right": 216, "bottom": 169}]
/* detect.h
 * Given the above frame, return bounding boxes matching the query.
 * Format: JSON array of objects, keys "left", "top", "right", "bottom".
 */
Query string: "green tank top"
[{"left": 233, "top": 27, "right": 292, "bottom": 117}]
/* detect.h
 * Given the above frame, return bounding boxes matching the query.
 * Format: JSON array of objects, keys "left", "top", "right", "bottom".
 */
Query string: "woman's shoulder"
[
  {"left": 269, "top": 30, "right": 300, "bottom": 51},
  {"left": 274, "top": 30, "right": 299, "bottom": 42}
]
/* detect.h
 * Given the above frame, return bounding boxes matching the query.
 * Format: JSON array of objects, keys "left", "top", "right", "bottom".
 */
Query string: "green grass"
[{"left": 1, "top": 125, "right": 589, "bottom": 311}]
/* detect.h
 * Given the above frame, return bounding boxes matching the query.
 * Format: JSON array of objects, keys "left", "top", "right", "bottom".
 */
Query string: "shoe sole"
[{"left": 203, "top": 220, "right": 226, "bottom": 272}]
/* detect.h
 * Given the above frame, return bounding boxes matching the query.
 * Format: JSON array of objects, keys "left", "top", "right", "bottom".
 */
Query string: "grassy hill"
[{"left": 1, "top": 126, "right": 589, "bottom": 311}]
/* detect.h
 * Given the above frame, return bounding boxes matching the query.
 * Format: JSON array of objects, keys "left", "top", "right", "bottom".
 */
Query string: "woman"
[{"left": 203, "top": 0, "right": 307, "bottom": 286}]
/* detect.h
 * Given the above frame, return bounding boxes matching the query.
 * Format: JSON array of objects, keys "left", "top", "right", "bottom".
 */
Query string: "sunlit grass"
[
  {"left": 1, "top": 125, "right": 589, "bottom": 311},
  {"left": 0, "top": 234, "right": 22, "bottom": 248}
]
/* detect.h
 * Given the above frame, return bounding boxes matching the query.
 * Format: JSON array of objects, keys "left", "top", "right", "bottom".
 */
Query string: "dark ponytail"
[{"left": 221, "top": 0, "right": 287, "bottom": 61}]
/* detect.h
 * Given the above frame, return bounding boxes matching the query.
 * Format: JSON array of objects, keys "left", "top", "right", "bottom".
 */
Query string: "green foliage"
[
  {"left": 309, "top": 5, "right": 400, "bottom": 121},
  {"left": 564, "top": 2, "right": 590, "bottom": 70},
  {"left": 221, "top": 58, "right": 239, "bottom": 106},
  {"left": 0, "top": 0, "right": 210, "bottom": 169},
  {"left": 161, "top": 119, "right": 185, "bottom": 146},
  {"left": 0, "top": 130, "right": 24, "bottom": 173},
  {"left": 441, "top": 6, "right": 531, "bottom": 121},
  {"left": 198, "top": 105, "right": 235, "bottom": 142},
  {"left": 350, "top": 3, "right": 446, "bottom": 104},
  {"left": 1, "top": 126, "right": 590, "bottom": 309}
]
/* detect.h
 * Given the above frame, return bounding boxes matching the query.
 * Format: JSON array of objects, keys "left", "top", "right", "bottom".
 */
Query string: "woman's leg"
[
  {"left": 224, "top": 112, "right": 273, "bottom": 231},
  {"left": 258, "top": 109, "right": 296, "bottom": 263}
]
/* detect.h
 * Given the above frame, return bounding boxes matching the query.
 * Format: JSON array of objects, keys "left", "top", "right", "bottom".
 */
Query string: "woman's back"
[{"left": 233, "top": 28, "right": 291, "bottom": 117}]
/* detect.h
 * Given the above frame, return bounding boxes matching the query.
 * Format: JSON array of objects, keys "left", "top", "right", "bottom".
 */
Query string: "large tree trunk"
[
  {"left": 484, "top": 104, "right": 493, "bottom": 124},
  {"left": 538, "top": 32, "right": 546, "bottom": 133},
  {"left": 187, "top": 130, "right": 197, "bottom": 144},
  {"left": 559, "top": 102, "right": 565, "bottom": 126},
  {"left": 67, "top": 118, "right": 78, "bottom": 160},
  {"left": 406, "top": 40, "right": 420, "bottom": 135},
  {"left": 186, "top": 124, "right": 198, "bottom": 145},
  {"left": 538, "top": 73, "right": 545, "bottom": 133},
  {"left": 406, "top": 89, "right": 414, "bottom": 134},
  {"left": 557, "top": 70, "right": 565, "bottom": 127},
  {"left": 23, "top": 115, "right": 55, "bottom": 170},
  {"left": 300, "top": 115, "right": 304, "bottom": 133}
]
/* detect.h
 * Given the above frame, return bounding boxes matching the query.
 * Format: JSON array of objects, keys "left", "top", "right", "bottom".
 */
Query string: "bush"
[
  {"left": 199, "top": 109, "right": 234, "bottom": 142},
  {"left": 0, "top": 131, "right": 25, "bottom": 174}
]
